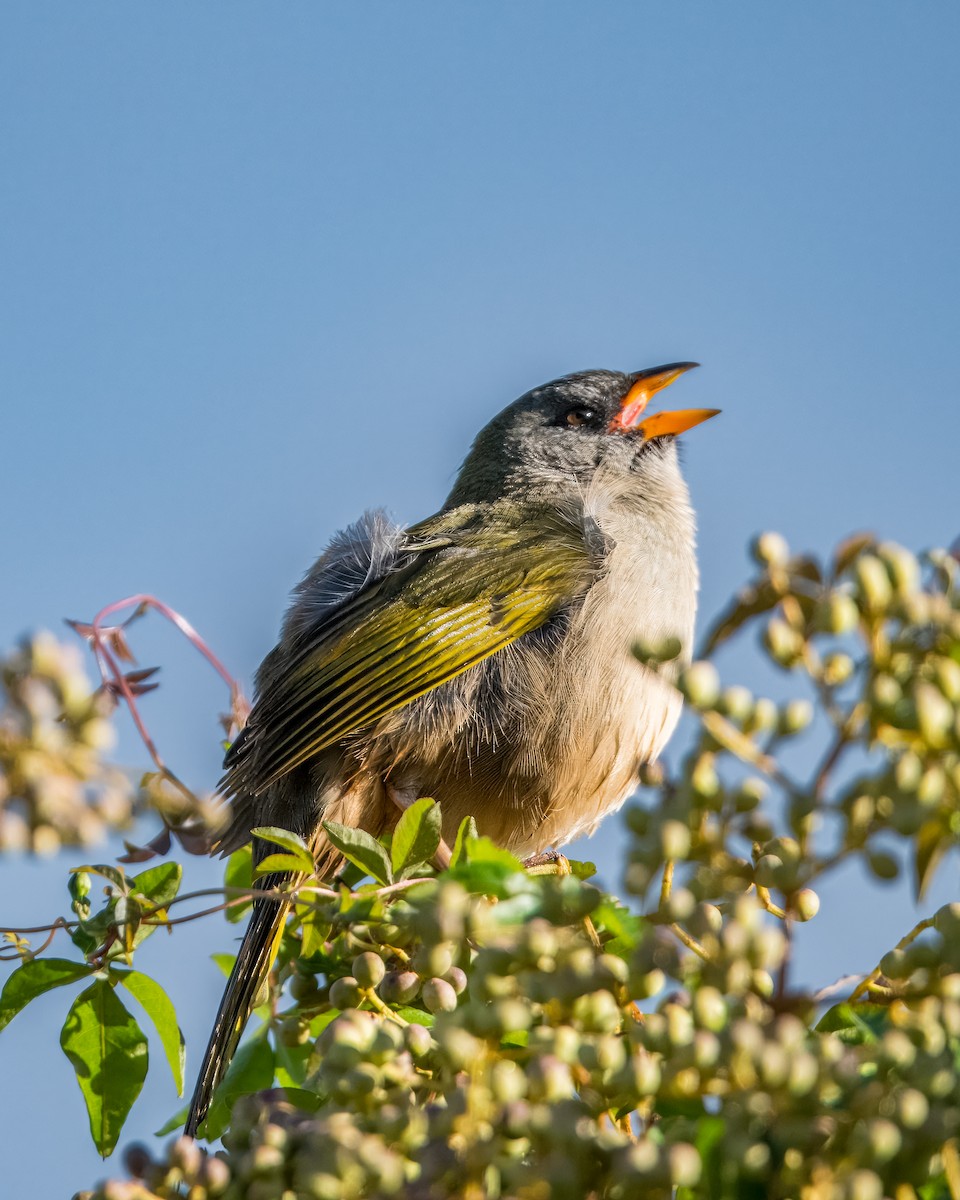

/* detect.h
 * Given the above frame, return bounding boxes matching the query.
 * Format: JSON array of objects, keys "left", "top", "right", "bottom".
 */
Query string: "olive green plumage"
[{"left": 185, "top": 365, "right": 715, "bottom": 1136}]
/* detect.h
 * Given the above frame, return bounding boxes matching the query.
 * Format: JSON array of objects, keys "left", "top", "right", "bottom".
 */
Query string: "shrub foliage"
[{"left": 1, "top": 534, "right": 959, "bottom": 1200}]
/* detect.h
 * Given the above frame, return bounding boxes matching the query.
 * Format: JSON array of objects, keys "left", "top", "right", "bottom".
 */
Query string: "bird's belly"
[{"left": 374, "top": 640, "right": 682, "bottom": 858}]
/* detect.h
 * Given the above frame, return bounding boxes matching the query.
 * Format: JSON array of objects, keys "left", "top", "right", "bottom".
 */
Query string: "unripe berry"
[
  {"left": 329, "top": 976, "right": 362, "bottom": 1010},
  {"left": 443, "top": 966, "right": 468, "bottom": 994},
  {"left": 816, "top": 592, "right": 860, "bottom": 635},
  {"left": 378, "top": 971, "right": 420, "bottom": 1004},
  {"left": 751, "top": 531, "right": 790, "bottom": 568},
  {"left": 915, "top": 681, "right": 953, "bottom": 747},
  {"left": 854, "top": 555, "right": 893, "bottom": 613},
  {"left": 720, "top": 686, "right": 754, "bottom": 723},
  {"left": 679, "top": 661, "right": 720, "bottom": 709},
  {"left": 877, "top": 541, "right": 920, "bottom": 596},
  {"left": 794, "top": 888, "right": 820, "bottom": 922},
  {"left": 404, "top": 1022, "right": 434, "bottom": 1059},
  {"left": 352, "top": 952, "right": 385, "bottom": 989},
  {"left": 660, "top": 820, "right": 691, "bottom": 861},
  {"left": 764, "top": 618, "right": 804, "bottom": 668},
  {"left": 421, "top": 977, "right": 458, "bottom": 1013},
  {"left": 822, "top": 652, "right": 855, "bottom": 686},
  {"left": 867, "top": 851, "right": 899, "bottom": 881},
  {"left": 668, "top": 1143, "right": 702, "bottom": 1188},
  {"left": 779, "top": 699, "right": 813, "bottom": 735}
]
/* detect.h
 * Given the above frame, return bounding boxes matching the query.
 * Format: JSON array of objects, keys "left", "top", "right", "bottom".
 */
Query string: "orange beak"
[{"left": 608, "top": 362, "right": 719, "bottom": 440}]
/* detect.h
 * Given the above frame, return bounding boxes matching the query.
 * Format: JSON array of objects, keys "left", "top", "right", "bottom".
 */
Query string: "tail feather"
[{"left": 185, "top": 873, "right": 294, "bottom": 1138}]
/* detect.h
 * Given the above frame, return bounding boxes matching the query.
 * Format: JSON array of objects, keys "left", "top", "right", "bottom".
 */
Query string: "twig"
[
  {"left": 847, "top": 915, "right": 936, "bottom": 1003},
  {"left": 68, "top": 593, "right": 249, "bottom": 812}
]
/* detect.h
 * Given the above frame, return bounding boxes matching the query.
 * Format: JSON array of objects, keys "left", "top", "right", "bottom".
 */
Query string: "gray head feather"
[{"left": 445, "top": 369, "right": 667, "bottom": 508}]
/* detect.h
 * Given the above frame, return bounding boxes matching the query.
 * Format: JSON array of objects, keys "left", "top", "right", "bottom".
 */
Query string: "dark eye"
[{"left": 563, "top": 406, "right": 599, "bottom": 428}]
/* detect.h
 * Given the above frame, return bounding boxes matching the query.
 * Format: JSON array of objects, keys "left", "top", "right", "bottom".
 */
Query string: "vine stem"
[
  {"left": 0, "top": 876, "right": 435, "bottom": 948},
  {"left": 68, "top": 593, "right": 249, "bottom": 810}
]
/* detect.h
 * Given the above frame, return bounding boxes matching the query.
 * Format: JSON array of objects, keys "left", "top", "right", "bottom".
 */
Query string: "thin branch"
[
  {"left": 847, "top": 915, "right": 936, "bottom": 1003},
  {"left": 67, "top": 593, "right": 250, "bottom": 816}
]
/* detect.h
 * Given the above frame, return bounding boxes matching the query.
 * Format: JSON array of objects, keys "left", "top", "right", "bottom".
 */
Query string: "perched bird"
[{"left": 185, "top": 363, "right": 717, "bottom": 1136}]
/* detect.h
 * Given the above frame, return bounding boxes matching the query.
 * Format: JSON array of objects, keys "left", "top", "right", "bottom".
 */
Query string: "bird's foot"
[
  {"left": 523, "top": 850, "right": 602, "bottom": 949},
  {"left": 522, "top": 848, "right": 572, "bottom": 876}
]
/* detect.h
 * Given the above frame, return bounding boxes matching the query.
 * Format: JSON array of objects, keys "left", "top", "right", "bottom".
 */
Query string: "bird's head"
[{"left": 447, "top": 364, "right": 718, "bottom": 507}]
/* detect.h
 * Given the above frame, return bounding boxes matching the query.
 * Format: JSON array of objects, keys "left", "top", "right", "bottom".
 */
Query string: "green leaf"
[
  {"left": 115, "top": 969, "right": 184, "bottom": 1095},
  {"left": 275, "top": 1038, "right": 311, "bottom": 1087},
  {"left": 73, "top": 863, "right": 128, "bottom": 890},
  {"left": 211, "top": 952, "right": 237, "bottom": 978},
  {"left": 130, "top": 861, "right": 182, "bottom": 908},
  {"left": 114, "top": 862, "right": 183, "bottom": 955},
  {"left": 698, "top": 576, "right": 782, "bottom": 656},
  {"left": 322, "top": 819, "right": 393, "bottom": 885},
  {"left": 114, "top": 894, "right": 142, "bottom": 963},
  {"left": 593, "top": 899, "right": 645, "bottom": 955},
  {"left": 449, "top": 848, "right": 525, "bottom": 899},
  {"left": 254, "top": 852, "right": 311, "bottom": 878},
  {"left": 687, "top": 1114, "right": 727, "bottom": 1200},
  {"left": 915, "top": 817, "right": 951, "bottom": 900},
  {"left": 310, "top": 1009, "right": 341, "bottom": 1037},
  {"left": 252, "top": 827, "right": 315, "bottom": 873},
  {"left": 449, "top": 815, "right": 478, "bottom": 868},
  {"left": 831, "top": 532, "right": 876, "bottom": 580},
  {"left": 279, "top": 1087, "right": 322, "bottom": 1113},
  {"left": 59, "top": 979, "right": 148, "bottom": 1156},
  {"left": 155, "top": 1104, "right": 189, "bottom": 1137},
  {"left": 394, "top": 1006, "right": 434, "bottom": 1027},
  {"left": 817, "top": 1001, "right": 890, "bottom": 1044},
  {"left": 391, "top": 798, "right": 442, "bottom": 878},
  {"left": 465, "top": 835, "right": 524, "bottom": 872},
  {"left": 224, "top": 846, "right": 253, "bottom": 924},
  {"left": 0, "top": 958, "right": 92, "bottom": 1032},
  {"left": 203, "top": 1032, "right": 275, "bottom": 1141}
]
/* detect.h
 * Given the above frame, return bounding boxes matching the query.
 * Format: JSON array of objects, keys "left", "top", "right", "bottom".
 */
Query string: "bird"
[{"left": 185, "top": 362, "right": 718, "bottom": 1136}]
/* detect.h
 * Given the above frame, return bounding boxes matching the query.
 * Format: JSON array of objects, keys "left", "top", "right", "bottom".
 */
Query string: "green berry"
[{"left": 352, "top": 952, "right": 386, "bottom": 989}]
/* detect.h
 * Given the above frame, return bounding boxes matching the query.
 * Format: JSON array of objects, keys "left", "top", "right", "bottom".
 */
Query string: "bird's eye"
[{"left": 563, "top": 406, "right": 599, "bottom": 428}]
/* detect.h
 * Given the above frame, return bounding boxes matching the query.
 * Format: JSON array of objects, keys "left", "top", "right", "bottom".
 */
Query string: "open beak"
[{"left": 609, "top": 361, "right": 719, "bottom": 440}]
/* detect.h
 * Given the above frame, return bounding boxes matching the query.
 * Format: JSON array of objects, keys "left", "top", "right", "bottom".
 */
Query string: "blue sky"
[{"left": 1, "top": 4, "right": 958, "bottom": 1193}]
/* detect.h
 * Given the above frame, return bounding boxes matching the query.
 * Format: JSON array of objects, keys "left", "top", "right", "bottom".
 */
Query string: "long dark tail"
[{"left": 184, "top": 874, "right": 293, "bottom": 1138}]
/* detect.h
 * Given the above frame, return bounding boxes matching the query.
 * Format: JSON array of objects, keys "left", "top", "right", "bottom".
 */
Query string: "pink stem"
[{"left": 91, "top": 594, "right": 236, "bottom": 692}]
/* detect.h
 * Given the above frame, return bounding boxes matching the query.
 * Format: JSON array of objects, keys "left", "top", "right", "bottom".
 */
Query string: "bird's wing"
[{"left": 222, "top": 505, "right": 593, "bottom": 798}]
